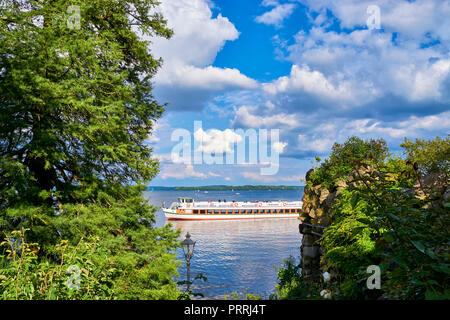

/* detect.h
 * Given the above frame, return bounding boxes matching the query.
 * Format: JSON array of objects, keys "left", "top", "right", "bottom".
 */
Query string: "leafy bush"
[
  {"left": 271, "top": 256, "right": 321, "bottom": 300},
  {"left": 1, "top": 229, "right": 115, "bottom": 299},
  {"left": 277, "top": 136, "right": 449, "bottom": 300},
  {"left": 401, "top": 136, "right": 450, "bottom": 175},
  {"left": 309, "top": 136, "right": 389, "bottom": 190},
  {"left": 319, "top": 136, "right": 450, "bottom": 299}
]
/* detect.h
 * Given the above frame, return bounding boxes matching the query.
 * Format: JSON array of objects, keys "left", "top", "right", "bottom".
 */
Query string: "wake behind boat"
[{"left": 163, "top": 197, "right": 302, "bottom": 220}]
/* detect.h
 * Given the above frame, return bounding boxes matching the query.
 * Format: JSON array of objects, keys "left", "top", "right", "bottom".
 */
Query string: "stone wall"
[
  {"left": 298, "top": 169, "right": 340, "bottom": 283},
  {"left": 298, "top": 167, "right": 449, "bottom": 285}
]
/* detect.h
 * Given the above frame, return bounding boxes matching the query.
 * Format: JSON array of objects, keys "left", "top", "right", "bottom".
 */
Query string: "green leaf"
[
  {"left": 431, "top": 263, "right": 450, "bottom": 274},
  {"left": 382, "top": 232, "right": 395, "bottom": 243},
  {"left": 425, "top": 248, "right": 437, "bottom": 259},
  {"left": 411, "top": 240, "right": 425, "bottom": 254},
  {"left": 425, "top": 289, "right": 450, "bottom": 300}
]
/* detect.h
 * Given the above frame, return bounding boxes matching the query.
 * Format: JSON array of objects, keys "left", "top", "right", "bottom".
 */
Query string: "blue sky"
[{"left": 146, "top": 0, "right": 450, "bottom": 187}]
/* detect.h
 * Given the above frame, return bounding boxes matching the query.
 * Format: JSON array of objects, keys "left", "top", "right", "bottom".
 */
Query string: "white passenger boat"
[{"left": 163, "top": 197, "right": 302, "bottom": 220}]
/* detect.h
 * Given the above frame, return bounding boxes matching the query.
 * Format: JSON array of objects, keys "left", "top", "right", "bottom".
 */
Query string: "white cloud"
[
  {"left": 262, "top": 64, "right": 367, "bottom": 105},
  {"left": 149, "top": 0, "right": 257, "bottom": 110},
  {"left": 242, "top": 171, "right": 302, "bottom": 182},
  {"left": 255, "top": 3, "right": 297, "bottom": 27},
  {"left": 282, "top": 7, "right": 450, "bottom": 106},
  {"left": 298, "top": 0, "right": 450, "bottom": 42},
  {"left": 408, "top": 59, "right": 450, "bottom": 101},
  {"left": 242, "top": 171, "right": 277, "bottom": 182},
  {"left": 262, "top": 0, "right": 280, "bottom": 7},
  {"left": 397, "top": 111, "right": 450, "bottom": 132},
  {"left": 160, "top": 164, "right": 207, "bottom": 179},
  {"left": 298, "top": 134, "right": 334, "bottom": 153},
  {"left": 234, "top": 105, "right": 299, "bottom": 128},
  {"left": 194, "top": 127, "right": 243, "bottom": 154},
  {"left": 157, "top": 64, "right": 257, "bottom": 90},
  {"left": 152, "top": 0, "right": 239, "bottom": 67},
  {"left": 273, "top": 141, "right": 288, "bottom": 153},
  {"left": 295, "top": 110, "right": 450, "bottom": 155}
]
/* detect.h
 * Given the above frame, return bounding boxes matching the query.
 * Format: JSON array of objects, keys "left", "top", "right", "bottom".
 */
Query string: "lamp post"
[{"left": 181, "top": 232, "right": 196, "bottom": 291}]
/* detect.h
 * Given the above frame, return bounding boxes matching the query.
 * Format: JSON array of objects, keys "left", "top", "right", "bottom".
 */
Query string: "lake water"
[{"left": 143, "top": 189, "right": 304, "bottom": 299}]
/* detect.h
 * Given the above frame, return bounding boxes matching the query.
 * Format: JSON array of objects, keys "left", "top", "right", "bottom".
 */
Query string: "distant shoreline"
[{"left": 146, "top": 185, "right": 304, "bottom": 191}]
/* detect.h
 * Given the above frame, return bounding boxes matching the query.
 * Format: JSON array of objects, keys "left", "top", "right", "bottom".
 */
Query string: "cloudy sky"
[{"left": 146, "top": 0, "right": 450, "bottom": 187}]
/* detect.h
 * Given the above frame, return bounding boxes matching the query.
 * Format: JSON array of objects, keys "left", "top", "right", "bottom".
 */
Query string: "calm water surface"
[{"left": 143, "top": 189, "right": 304, "bottom": 299}]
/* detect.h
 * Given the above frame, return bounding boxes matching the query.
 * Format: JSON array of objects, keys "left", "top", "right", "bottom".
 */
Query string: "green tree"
[
  {"left": 0, "top": 0, "right": 181, "bottom": 299},
  {"left": 309, "top": 136, "right": 389, "bottom": 190},
  {"left": 400, "top": 136, "right": 450, "bottom": 175},
  {"left": 276, "top": 136, "right": 449, "bottom": 300}
]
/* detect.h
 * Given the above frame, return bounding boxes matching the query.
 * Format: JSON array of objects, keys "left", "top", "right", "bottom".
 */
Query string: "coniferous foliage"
[{"left": 0, "top": 0, "right": 181, "bottom": 299}]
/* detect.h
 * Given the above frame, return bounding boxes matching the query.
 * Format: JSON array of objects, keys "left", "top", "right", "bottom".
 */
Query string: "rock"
[
  {"left": 317, "top": 215, "right": 330, "bottom": 226},
  {"left": 334, "top": 179, "right": 348, "bottom": 189},
  {"left": 315, "top": 207, "right": 324, "bottom": 217},
  {"left": 302, "top": 245, "right": 320, "bottom": 258},
  {"left": 415, "top": 173, "right": 449, "bottom": 200},
  {"left": 303, "top": 185, "right": 310, "bottom": 195},
  {"left": 298, "top": 214, "right": 308, "bottom": 222},
  {"left": 324, "top": 192, "right": 337, "bottom": 209},
  {"left": 319, "top": 188, "right": 330, "bottom": 204},
  {"left": 444, "top": 187, "right": 450, "bottom": 202},
  {"left": 305, "top": 168, "right": 314, "bottom": 182}
]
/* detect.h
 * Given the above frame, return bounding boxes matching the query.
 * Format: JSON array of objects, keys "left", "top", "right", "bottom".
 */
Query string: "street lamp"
[{"left": 181, "top": 232, "right": 196, "bottom": 291}]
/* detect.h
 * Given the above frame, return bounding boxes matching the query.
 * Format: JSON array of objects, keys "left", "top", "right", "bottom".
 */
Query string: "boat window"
[
  {"left": 227, "top": 210, "right": 233, "bottom": 214},
  {"left": 221, "top": 210, "right": 226, "bottom": 214},
  {"left": 207, "top": 210, "right": 212, "bottom": 214},
  {"left": 267, "top": 209, "right": 271, "bottom": 213},
  {"left": 273, "top": 209, "right": 278, "bottom": 213},
  {"left": 260, "top": 209, "right": 265, "bottom": 213},
  {"left": 193, "top": 210, "right": 198, "bottom": 214},
  {"left": 296, "top": 209, "right": 300, "bottom": 213},
  {"left": 200, "top": 210, "right": 205, "bottom": 214},
  {"left": 234, "top": 210, "right": 240, "bottom": 214},
  {"left": 214, "top": 210, "right": 219, "bottom": 214}
]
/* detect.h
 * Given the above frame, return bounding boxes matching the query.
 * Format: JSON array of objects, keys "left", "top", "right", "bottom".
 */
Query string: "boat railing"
[{"left": 183, "top": 202, "right": 302, "bottom": 208}]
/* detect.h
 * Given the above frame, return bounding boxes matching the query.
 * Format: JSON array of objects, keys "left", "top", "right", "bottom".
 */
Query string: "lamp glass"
[{"left": 181, "top": 232, "right": 195, "bottom": 259}]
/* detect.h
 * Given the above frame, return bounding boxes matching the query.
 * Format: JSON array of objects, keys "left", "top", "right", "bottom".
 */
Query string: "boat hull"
[{"left": 163, "top": 209, "right": 298, "bottom": 220}]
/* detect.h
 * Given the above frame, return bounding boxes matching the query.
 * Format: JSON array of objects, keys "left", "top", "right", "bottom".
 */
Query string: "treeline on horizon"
[{"left": 147, "top": 185, "right": 304, "bottom": 191}]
